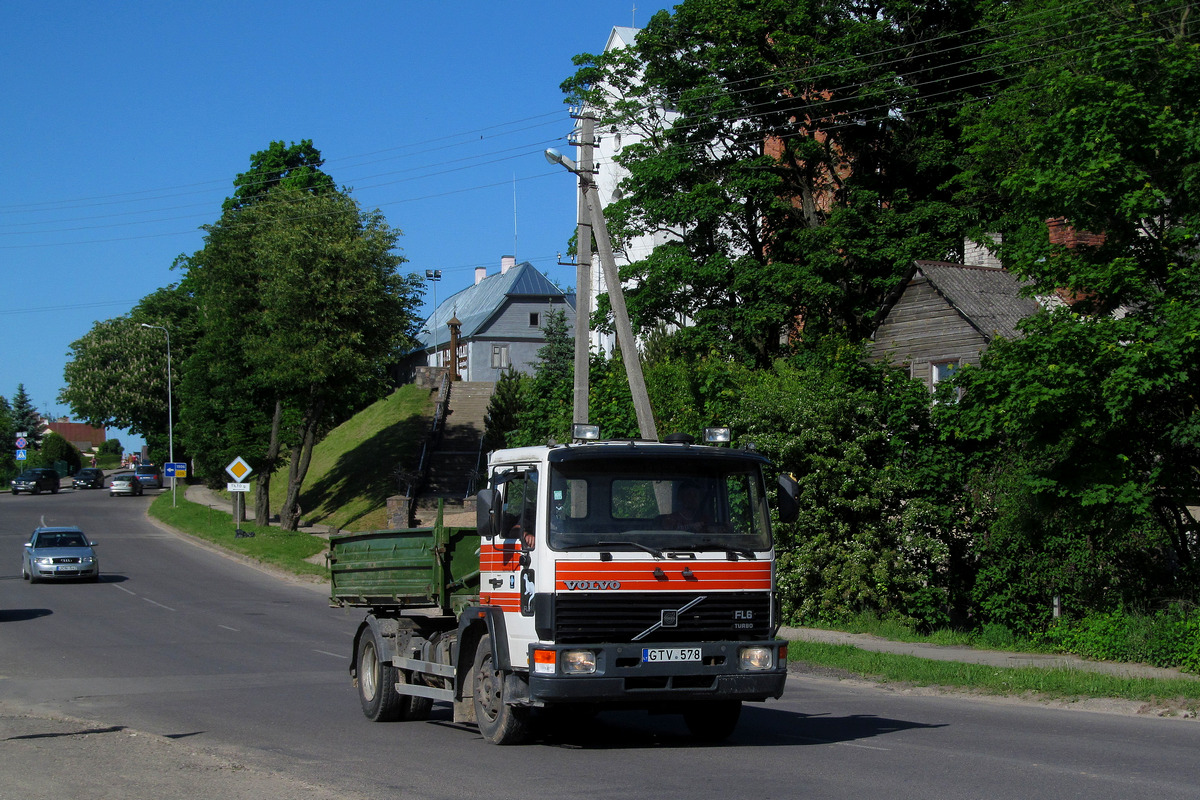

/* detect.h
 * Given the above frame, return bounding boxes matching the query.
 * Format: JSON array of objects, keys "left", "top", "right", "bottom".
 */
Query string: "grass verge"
[
  {"left": 788, "top": 640, "right": 1200, "bottom": 712},
  {"left": 148, "top": 492, "right": 329, "bottom": 580}
]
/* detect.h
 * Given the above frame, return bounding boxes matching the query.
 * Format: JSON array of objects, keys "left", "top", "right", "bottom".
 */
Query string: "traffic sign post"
[
  {"left": 225, "top": 457, "right": 254, "bottom": 524},
  {"left": 15, "top": 449, "right": 26, "bottom": 461}
]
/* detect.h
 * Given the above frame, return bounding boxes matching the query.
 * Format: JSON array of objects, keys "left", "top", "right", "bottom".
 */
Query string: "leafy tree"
[
  {"left": 562, "top": 0, "right": 985, "bottom": 364},
  {"left": 0, "top": 395, "right": 14, "bottom": 480},
  {"left": 99, "top": 438, "right": 122, "bottom": 456},
  {"left": 945, "top": 0, "right": 1200, "bottom": 625},
  {"left": 39, "top": 431, "right": 82, "bottom": 475},
  {"left": 181, "top": 177, "right": 423, "bottom": 530},
  {"left": 59, "top": 283, "right": 196, "bottom": 460},
  {"left": 736, "top": 346, "right": 971, "bottom": 628},
  {"left": 10, "top": 384, "right": 42, "bottom": 446},
  {"left": 222, "top": 139, "right": 335, "bottom": 213}
]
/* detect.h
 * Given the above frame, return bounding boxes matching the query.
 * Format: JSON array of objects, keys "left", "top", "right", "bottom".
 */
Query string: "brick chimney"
[
  {"left": 475, "top": 266, "right": 487, "bottom": 285},
  {"left": 1046, "top": 217, "right": 1107, "bottom": 307},
  {"left": 501, "top": 255, "right": 516, "bottom": 274}
]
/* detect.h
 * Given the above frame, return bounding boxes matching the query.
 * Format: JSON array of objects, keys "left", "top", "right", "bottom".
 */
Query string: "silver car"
[
  {"left": 110, "top": 474, "right": 143, "bottom": 496},
  {"left": 22, "top": 526, "right": 99, "bottom": 583}
]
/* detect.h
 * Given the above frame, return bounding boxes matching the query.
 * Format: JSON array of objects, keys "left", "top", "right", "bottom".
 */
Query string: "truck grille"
[{"left": 553, "top": 592, "right": 772, "bottom": 644}]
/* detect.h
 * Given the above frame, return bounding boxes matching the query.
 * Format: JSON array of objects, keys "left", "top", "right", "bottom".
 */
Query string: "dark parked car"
[
  {"left": 22, "top": 526, "right": 99, "bottom": 582},
  {"left": 134, "top": 464, "right": 162, "bottom": 489},
  {"left": 11, "top": 468, "right": 60, "bottom": 495},
  {"left": 74, "top": 468, "right": 106, "bottom": 490}
]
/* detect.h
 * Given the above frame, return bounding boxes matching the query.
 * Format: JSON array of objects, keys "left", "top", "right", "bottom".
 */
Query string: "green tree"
[
  {"left": 0, "top": 395, "right": 14, "bottom": 480},
  {"left": 222, "top": 139, "right": 335, "bottom": 213},
  {"left": 181, "top": 179, "right": 423, "bottom": 530},
  {"left": 39, "top": 431, "right": 82, "bottom": 475},
  {"left": 10, "top": 384, "right": 41, "bottom": 446},
  {"left": 59, "top": 282, "right": 196, "bottom": 460},
  {"left": 946, "top": 0, "right": 1200, "bottom": 626},
  {"left": 512, "top": 308, "right": 575, "bottom": 445},
  {"left": 562, "top": 0, "right": 985, "bottom": 363},
  {"left": 737, "top": 346, "right": 970, "bottom": 627},
  {"left": 482, "top": 368, "right": 525, "bottom": 453}
]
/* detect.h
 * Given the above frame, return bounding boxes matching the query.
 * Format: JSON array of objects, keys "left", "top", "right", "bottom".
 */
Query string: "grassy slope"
[{"left": 269, "top": 384, "right": 433, "bottom": 531}]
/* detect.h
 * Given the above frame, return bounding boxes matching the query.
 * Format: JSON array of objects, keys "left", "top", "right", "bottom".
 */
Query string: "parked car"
[
  {"left": 11, "top": 468, "right": 60, "bottom": 495},
  {"left": 109, "top": 474, "right": 143, "bottom": 497},
  {"left": 73, "top": 467, "right": 106, "bottom": 490},
  {"left": 22, "top": 526, "right": 99, "bottom": 583},
  {"left": 134, "top": 464, "right": 162, "bottom": 489}
]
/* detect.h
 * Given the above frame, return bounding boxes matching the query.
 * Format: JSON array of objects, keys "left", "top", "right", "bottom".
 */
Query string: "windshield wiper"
[
  {"left": 690, "top": 540, "right": 758, "bottom": 560},
  {"left": 562, "top": 541, "right": 666, "bottom": 559}
]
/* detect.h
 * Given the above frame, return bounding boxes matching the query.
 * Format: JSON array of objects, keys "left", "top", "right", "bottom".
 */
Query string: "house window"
[
  {"left": 931, "top": 360, "right": 960, "bottom": 402},
  {"left": 491, "top": 345, "right": 509, "bottom": 369},
  {"left": 529, "top": 312, "right": 540, "bottom": 327}
]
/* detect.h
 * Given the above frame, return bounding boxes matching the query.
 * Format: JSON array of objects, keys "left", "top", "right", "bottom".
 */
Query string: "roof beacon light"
[
  {"left": 703, "top": 427, "right": 732, "bottom": 444},
  {"left": 572, "top": 424, "right": 601, "bottom": 441}
]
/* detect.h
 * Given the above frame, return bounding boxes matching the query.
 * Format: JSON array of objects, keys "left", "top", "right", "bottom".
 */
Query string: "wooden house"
[{"left": 867, "top": 260, "right": 1041, "bottom": 392}]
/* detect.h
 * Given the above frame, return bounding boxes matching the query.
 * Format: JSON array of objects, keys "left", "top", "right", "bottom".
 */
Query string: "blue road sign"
[
  {"left": 15, "top": 449, "right": 27, "bottom": 460},
  {"left": 164, "top": 464, "right": 175, "bottom": 477}
]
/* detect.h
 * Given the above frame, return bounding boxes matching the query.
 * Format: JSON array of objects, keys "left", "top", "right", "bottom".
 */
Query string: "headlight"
[
  {"left": 738, "top": 646, "right": 774, "bottom": 671},
  {"left": 35, "top": 557, "right": 54, "bottom": 566},
  {"left": 81, "top": 557, "right": 95, "bottom": 564},
  {"left": 561, "top": 649, "right": 597, "bottom": 674}
]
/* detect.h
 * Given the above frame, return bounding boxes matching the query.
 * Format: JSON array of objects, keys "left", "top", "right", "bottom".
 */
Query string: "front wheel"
[
  {"left": 472, "top": 634, "right": 529, "bottom": 745},
  {"left": 357, "top": 625, "right": 407, "bottom": 721},
  {"left": 683, "top": 700, "right": 742, "bottom": 742}
]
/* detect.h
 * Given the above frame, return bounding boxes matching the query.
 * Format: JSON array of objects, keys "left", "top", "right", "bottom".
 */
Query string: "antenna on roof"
[
  {"left": 513, "top": 173, "right": 518, "bottom": 259},
  {"left": 632, "top": 4, "right": 636, "bottom": 26}
]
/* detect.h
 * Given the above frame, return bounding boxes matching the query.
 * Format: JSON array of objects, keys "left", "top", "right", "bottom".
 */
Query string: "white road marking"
[
  {"left": 219, "top": 625, "right": 240, "bottom": 632},
  {"left": 314, "top": 650, "right": 348, "bottom": 659}
]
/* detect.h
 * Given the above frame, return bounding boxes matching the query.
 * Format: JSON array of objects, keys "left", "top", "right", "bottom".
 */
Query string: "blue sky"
[{"left": 1, "top": 1, "right": 666, "bottom": 453}]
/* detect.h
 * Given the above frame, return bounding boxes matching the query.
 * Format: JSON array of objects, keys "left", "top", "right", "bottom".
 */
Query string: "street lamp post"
[
  {"left": 140, "top": 323, "right": 175, "bottom": 506},
  {"left": 425, "top": 269, "right": 443, "bottom": 370}
]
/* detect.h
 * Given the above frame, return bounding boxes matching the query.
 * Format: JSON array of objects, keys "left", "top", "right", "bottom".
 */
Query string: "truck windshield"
[{"left": 547, "top": 458, "right": 773, "bottom": 553}]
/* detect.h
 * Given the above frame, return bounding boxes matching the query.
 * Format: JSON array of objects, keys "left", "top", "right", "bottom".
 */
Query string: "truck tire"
[
  {"left": 472, "top": 635, "right": 529, "bottom": 745},
  {"left": 358, "top": 625, "right": 407, "bottom": 722},
  {"left": 683, "top": 700, "right": 742, "bottom": 742}
]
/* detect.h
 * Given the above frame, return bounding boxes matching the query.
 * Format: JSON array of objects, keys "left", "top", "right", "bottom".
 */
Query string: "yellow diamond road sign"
[{"left": 225, "top": 456, "right": 253, "bottom": 482}]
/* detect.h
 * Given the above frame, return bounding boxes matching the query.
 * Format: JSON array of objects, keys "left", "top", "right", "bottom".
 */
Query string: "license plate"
[
  {"left": 57, "top": 565, "right": 77, "bottom": 572},
  {"left": 642, "top": 647, "right": 701, "bottom": 663}
]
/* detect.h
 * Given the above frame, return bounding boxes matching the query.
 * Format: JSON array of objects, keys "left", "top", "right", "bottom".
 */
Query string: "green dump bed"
[{"left": 329, "top": 522, "right": 480, "bottom": 612}]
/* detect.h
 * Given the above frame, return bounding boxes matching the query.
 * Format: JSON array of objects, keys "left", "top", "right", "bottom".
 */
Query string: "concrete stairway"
[{"left": 413, "top": 381, "right": 493, "bottom": 525}]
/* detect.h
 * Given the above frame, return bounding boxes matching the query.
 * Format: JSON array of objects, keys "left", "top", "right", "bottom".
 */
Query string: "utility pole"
[
  {"left": 572, "top": 113, "right": 595, "bottom": 426},
  {"left": 583, "top": 182, "right": 658, "bottom": 441},
  {"left": 545, "top": 144, "right": 658, "bottom": 441}
]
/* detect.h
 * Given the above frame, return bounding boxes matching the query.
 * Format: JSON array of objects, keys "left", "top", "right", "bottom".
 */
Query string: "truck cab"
[{"left": 470, "top": 431, "right": 798, "bottom": 742}]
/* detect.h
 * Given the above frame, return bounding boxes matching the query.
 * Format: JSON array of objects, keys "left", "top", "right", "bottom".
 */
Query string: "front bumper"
[
  {"left": 32, "top": 564, "right": 98, "bottom": 579},
  {"left": 525, "top": 639, "right": 787, "bottom": 705}
]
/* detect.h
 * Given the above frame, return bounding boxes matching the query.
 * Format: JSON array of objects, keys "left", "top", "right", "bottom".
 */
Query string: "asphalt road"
[{"left": 3, "top": 484, "right": 1200, "bottom": 800}]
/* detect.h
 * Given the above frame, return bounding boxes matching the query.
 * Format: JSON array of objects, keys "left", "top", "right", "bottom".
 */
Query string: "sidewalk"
[{"left": 781, "top": 626, "right": 1198, "bottom": 681}]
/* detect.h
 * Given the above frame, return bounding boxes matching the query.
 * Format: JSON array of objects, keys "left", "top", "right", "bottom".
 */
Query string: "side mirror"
[
  {"left": 776, "top": 473, "right": 800, "bottom": 524},
  {"left": 476, "top": 488, "right": 502, "bottom": 539}
]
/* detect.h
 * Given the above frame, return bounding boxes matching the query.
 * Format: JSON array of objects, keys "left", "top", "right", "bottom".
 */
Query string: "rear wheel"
[
  {"left": 683, "top": 700, "right": 742, "bottom": 742},
  {"left": 472, "top": 635, "right": 529, "bottom": 745},
  {"left": 357, "top": 626, "right": 407, "bottom": 721}
]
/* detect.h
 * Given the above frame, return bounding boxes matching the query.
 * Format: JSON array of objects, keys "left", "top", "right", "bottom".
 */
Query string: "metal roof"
[{"left": 415, "top": 262, "right": 572, "bottom": 349}]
